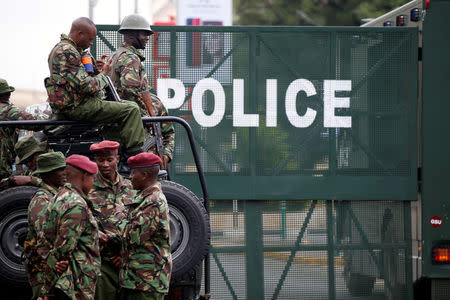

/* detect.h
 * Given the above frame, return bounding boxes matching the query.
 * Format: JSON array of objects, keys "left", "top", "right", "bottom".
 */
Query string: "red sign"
[{"left": 430, "top": 216, "right": 443, "bottom": 228}]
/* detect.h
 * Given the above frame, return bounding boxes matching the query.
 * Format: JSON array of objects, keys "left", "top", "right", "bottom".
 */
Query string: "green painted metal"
[
  {"left": 93, "top": 25, "right": 418, "bottom": 201},
  {"left": 421, "top": 0, "right": 450, "bottom": 278},
  {"left": 93, "top": 25, "right": 416, "bottom": 299}
]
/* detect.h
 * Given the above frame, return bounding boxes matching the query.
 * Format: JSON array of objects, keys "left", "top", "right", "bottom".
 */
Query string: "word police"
[{"left": 158, "top": 78, "right": 352, "bottom": 128}]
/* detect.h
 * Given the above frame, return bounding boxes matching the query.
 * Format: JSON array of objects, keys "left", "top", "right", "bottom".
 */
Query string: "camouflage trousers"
[
  {"left": 118, "top": 288, "right": 165, "bottom": 300},
  {"left": 95, "top": 261, "right": 120, "bottom": 300},
  {"left": 31, "top": 283, "right": 43, "bottom": 300},
  {"left": 61, "top": 98, "right": 145, "bottom": 150}
]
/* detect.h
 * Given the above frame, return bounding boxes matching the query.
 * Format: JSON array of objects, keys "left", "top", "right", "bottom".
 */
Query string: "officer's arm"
[
  {"left": 62, "top": 50, "right": 108, "bottom": 95},
  {"left": 46, "top": 204, "right": 86, "bottom": 267}
]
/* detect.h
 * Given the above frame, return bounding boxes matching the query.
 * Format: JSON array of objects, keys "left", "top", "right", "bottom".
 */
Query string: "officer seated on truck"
[{"left": 45, "top": 17, "right": 146, "bottom": 161}]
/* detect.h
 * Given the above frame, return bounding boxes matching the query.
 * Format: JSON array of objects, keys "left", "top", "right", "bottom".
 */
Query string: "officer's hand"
[
  {"left": 10, "top": 176, "right": 32, "bottom": 186},
  {"left": 99, "top": 231, "right": 109, "bottom": 244},
  {"left": 101, "top": 58, "right": 113, "bottom": 75},
  {"left": 96, "top": 54, "right": 109, "bottom": 71},
  {"left": 55, "top": 260, "right": 69, "bottom": 274},
  {"left": 111, "top": 255, "right": 122, "bottom": 268}
]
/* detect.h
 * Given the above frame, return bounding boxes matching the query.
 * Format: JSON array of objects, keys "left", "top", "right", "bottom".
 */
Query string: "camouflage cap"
[
  {"left": 33, "top": 152, "right": 66, "bottom": 175},
  {"left": 0, "top": 78, "right": 15, "bottom": 95},
  {"left": 15, "top": 135, "right": 48, "bottom": 164}
]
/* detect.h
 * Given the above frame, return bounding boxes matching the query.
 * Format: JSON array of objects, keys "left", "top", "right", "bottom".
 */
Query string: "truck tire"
[
  {"left": 161, "top": 181, "right": 210, "bottom": 280},
  {"left": 0, "top": 186, "right": 38, "bottom": 288}
]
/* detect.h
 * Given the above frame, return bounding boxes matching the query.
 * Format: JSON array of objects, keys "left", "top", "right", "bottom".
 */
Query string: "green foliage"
[{"left": 233, "top": 0, "right": 410, "bottom": 26}]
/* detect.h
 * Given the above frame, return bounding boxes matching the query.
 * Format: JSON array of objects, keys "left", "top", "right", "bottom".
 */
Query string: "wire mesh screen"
[
  {"left": 94, "top": 26, "right": 417, "bottom": 200},
  {"left": 206, "top": 199, "right": 412, "bottom": 300}
]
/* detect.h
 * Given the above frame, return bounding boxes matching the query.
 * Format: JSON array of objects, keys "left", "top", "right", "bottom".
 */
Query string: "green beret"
[
  {"left": 15, "top": 135, "right": 48, "bottom": 164},
  {"left": 0, "top": 78, "right": 15, "bottom": 95},
  {"left": 33, "top": 152, "right": 66, "bottom": 175}
]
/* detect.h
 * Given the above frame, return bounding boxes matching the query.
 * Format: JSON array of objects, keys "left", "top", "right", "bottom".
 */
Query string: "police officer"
[
  {"left": 0, "top": 135, "right": 48, "bottom": 189},
  {"left": 42, "top": 155, "right": 101, "bottom": 300},
  {"left": 119, "top": 153, "right": 172, "bottom": 300},
  {"left": 88, "top": 141, "right": 135, "bottom": 300},
  {"left": 0, "top": 78, "right": 35, "bottom": 180},
  {"left": 109, "top": 14, "right": 175, "bottom": 167},
  {"left": 23, "top": 152, "right": 67, "bottom": 299},
  {"left": 45, "top": 17, "right": 145, "bottom": 158}
]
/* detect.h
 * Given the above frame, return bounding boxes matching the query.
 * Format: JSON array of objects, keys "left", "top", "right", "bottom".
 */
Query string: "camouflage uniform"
[
  {"left": 109, "top": 42, "right": 175, "bottom": 160},
  {"left": 42, "top": 183, "right": 101, "bottom": 300},
  {"left": 0, "top": 102, "right": 34, "bottom": 179},
  {"left": 45, "top": 34, "right": 145, "bottom": 150},
  {"left": 23, "top": 183, "right": 58, "bottom": 298},
  {"left": 88, "top": 171, "right": 135, "bottom": 300},
  {"left": 119, "top": 182, "right": 172, "bottom": 297}
]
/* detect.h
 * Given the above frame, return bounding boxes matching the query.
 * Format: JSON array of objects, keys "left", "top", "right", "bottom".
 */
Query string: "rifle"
[
  {"left": 141, "top": 91, "right": 166, "bottom": 167},
  {"left": 105, "top": 76, "right": 123, "bottom": 102}
]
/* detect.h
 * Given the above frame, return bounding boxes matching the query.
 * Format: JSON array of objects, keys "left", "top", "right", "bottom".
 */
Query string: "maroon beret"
[
  {"left": 66, "top": 154, "right": 98, "bottom": 174},
  {"left": 90, "top": 140, "right": 120, "bottom": 156},
  {"left": 127, "top": 152, "right": 162, "bottom": 169}
]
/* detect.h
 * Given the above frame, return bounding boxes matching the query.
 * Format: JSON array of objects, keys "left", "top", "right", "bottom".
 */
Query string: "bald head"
[
  {"left": 70, "top": 17, "right": 95, "bottom": 33},
  {"left": 69, "top": 17, "right": 97, "bottom": 50}
]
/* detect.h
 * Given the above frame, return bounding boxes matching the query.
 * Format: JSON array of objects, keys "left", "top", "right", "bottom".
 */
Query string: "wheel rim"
[
  {"left": 169, "top": 205, "right": 190, "bottom": 261},
  {"left": 0, "top": 209, "right": 28, "bottom": 272}
]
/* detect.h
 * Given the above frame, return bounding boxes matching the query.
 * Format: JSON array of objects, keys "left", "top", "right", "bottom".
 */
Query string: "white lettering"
[
  {"left": 323, "top": 80, "right": 352, "bottom": 128},
  {"left": 266, "top": 79, "right": 277, "bottom": 127},
  {"left": 192, "top": 78, "right": 225, "bottom": 127},
  {"left": 157, "top": 78, "right": 186, "bottom": 109},
  {"left": 285, "top": 79, "right": 317, "bottom": 128},
  {"left": 233, "top": 79, "right": 259, "bottom": 127}
]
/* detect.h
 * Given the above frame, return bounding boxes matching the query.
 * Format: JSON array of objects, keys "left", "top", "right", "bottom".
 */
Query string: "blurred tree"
[{"left": 233, "top": 0, "right": 410, "bottom": 26}]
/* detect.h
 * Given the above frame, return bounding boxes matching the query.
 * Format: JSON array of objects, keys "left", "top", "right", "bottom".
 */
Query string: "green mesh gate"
[{"left": 94, "top": 26, "right": 417, "bottom": 299}]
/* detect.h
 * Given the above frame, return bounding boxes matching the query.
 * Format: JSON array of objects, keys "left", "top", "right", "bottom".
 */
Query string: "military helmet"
[
  {"left": 119, "top": 14, "right": 153, "bottom": 34},
  {"left": 0, "top": 78, "right": 15, "bottom": 95}
]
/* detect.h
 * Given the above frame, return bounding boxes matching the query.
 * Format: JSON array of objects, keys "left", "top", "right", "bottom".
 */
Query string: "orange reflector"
[{"left": 433, "top": 248, "right": 450, "bottom": 263}]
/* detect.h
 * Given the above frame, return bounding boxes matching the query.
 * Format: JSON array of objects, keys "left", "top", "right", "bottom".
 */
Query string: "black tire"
[
  {"left": 161, "top": 181, "right": 210, "bottom": 280},
  {"left": 0, "top": 186, "right": 38, "bottom": 288}
]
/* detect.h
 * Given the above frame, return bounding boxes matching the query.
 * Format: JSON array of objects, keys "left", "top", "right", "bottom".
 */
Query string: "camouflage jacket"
[
  {"left": 0, "top": 102, "right": 34, "bottom": 179},
  {"left": 45, "top": 34, "right": 108, "bottom": 113},
  {"left": 23, "top": 183, "right": 58, "bottom": 287},
  {"left": 88, "top": 172, "right": 135, "bottom": 262},
  {"left": 119, "top": 182, "right": 172, "bottom": 293},
  {"left": 42, "top": 183, "right": 101, "bottom": 300},
  {"left": 109, "top": 42, "right": 175, "bottom": 160}
]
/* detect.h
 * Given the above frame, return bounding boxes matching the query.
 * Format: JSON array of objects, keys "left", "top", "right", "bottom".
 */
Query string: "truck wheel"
[
  {"left": 161, "top": 181, "right": 210, "bottom": 280},
  {"left": 0, "top": 186, "right": 38, "bottom": 287},
  {"left": 344, "top": 271, "right": 375, "bottom": 296}
]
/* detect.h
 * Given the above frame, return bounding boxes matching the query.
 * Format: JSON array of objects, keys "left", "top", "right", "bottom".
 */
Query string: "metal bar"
[
  {"left": 212, "top": 252, "right": 238, "bottom": 300},
  {"left": 349, "top": 34, "right": 410, "bottom": 98},
  {"left": 245, "top": 200, "right": 264, "bottom": 300},
  {"left": 329, "top": 32, "right": 337, "bottom": 176},
  {"left": 326, "top": 200, "right": 336, "bottom": 300},
  {"left": 404, "top": 201, "right": 414, "bottom": 300},
  {"left": 258, "top": 34, "right": 301, "bottom": 80},
  {"left": 249, "top": 32, "right": 257, "bottom": 178},
  {"left": 271, "top": 200, "right": 317, "bottom": 300},
  {"left": 210, "top": 242, "right": 410, "bottom": 253},
  {"left": 346, "top": 129, "right": 394, "bottom": 175},
  {"left": 347, "top": 206, "right": 396, "bottom": 296},
  {"left": 96, "top": 31, "right": 117, "bottom": 52}
]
